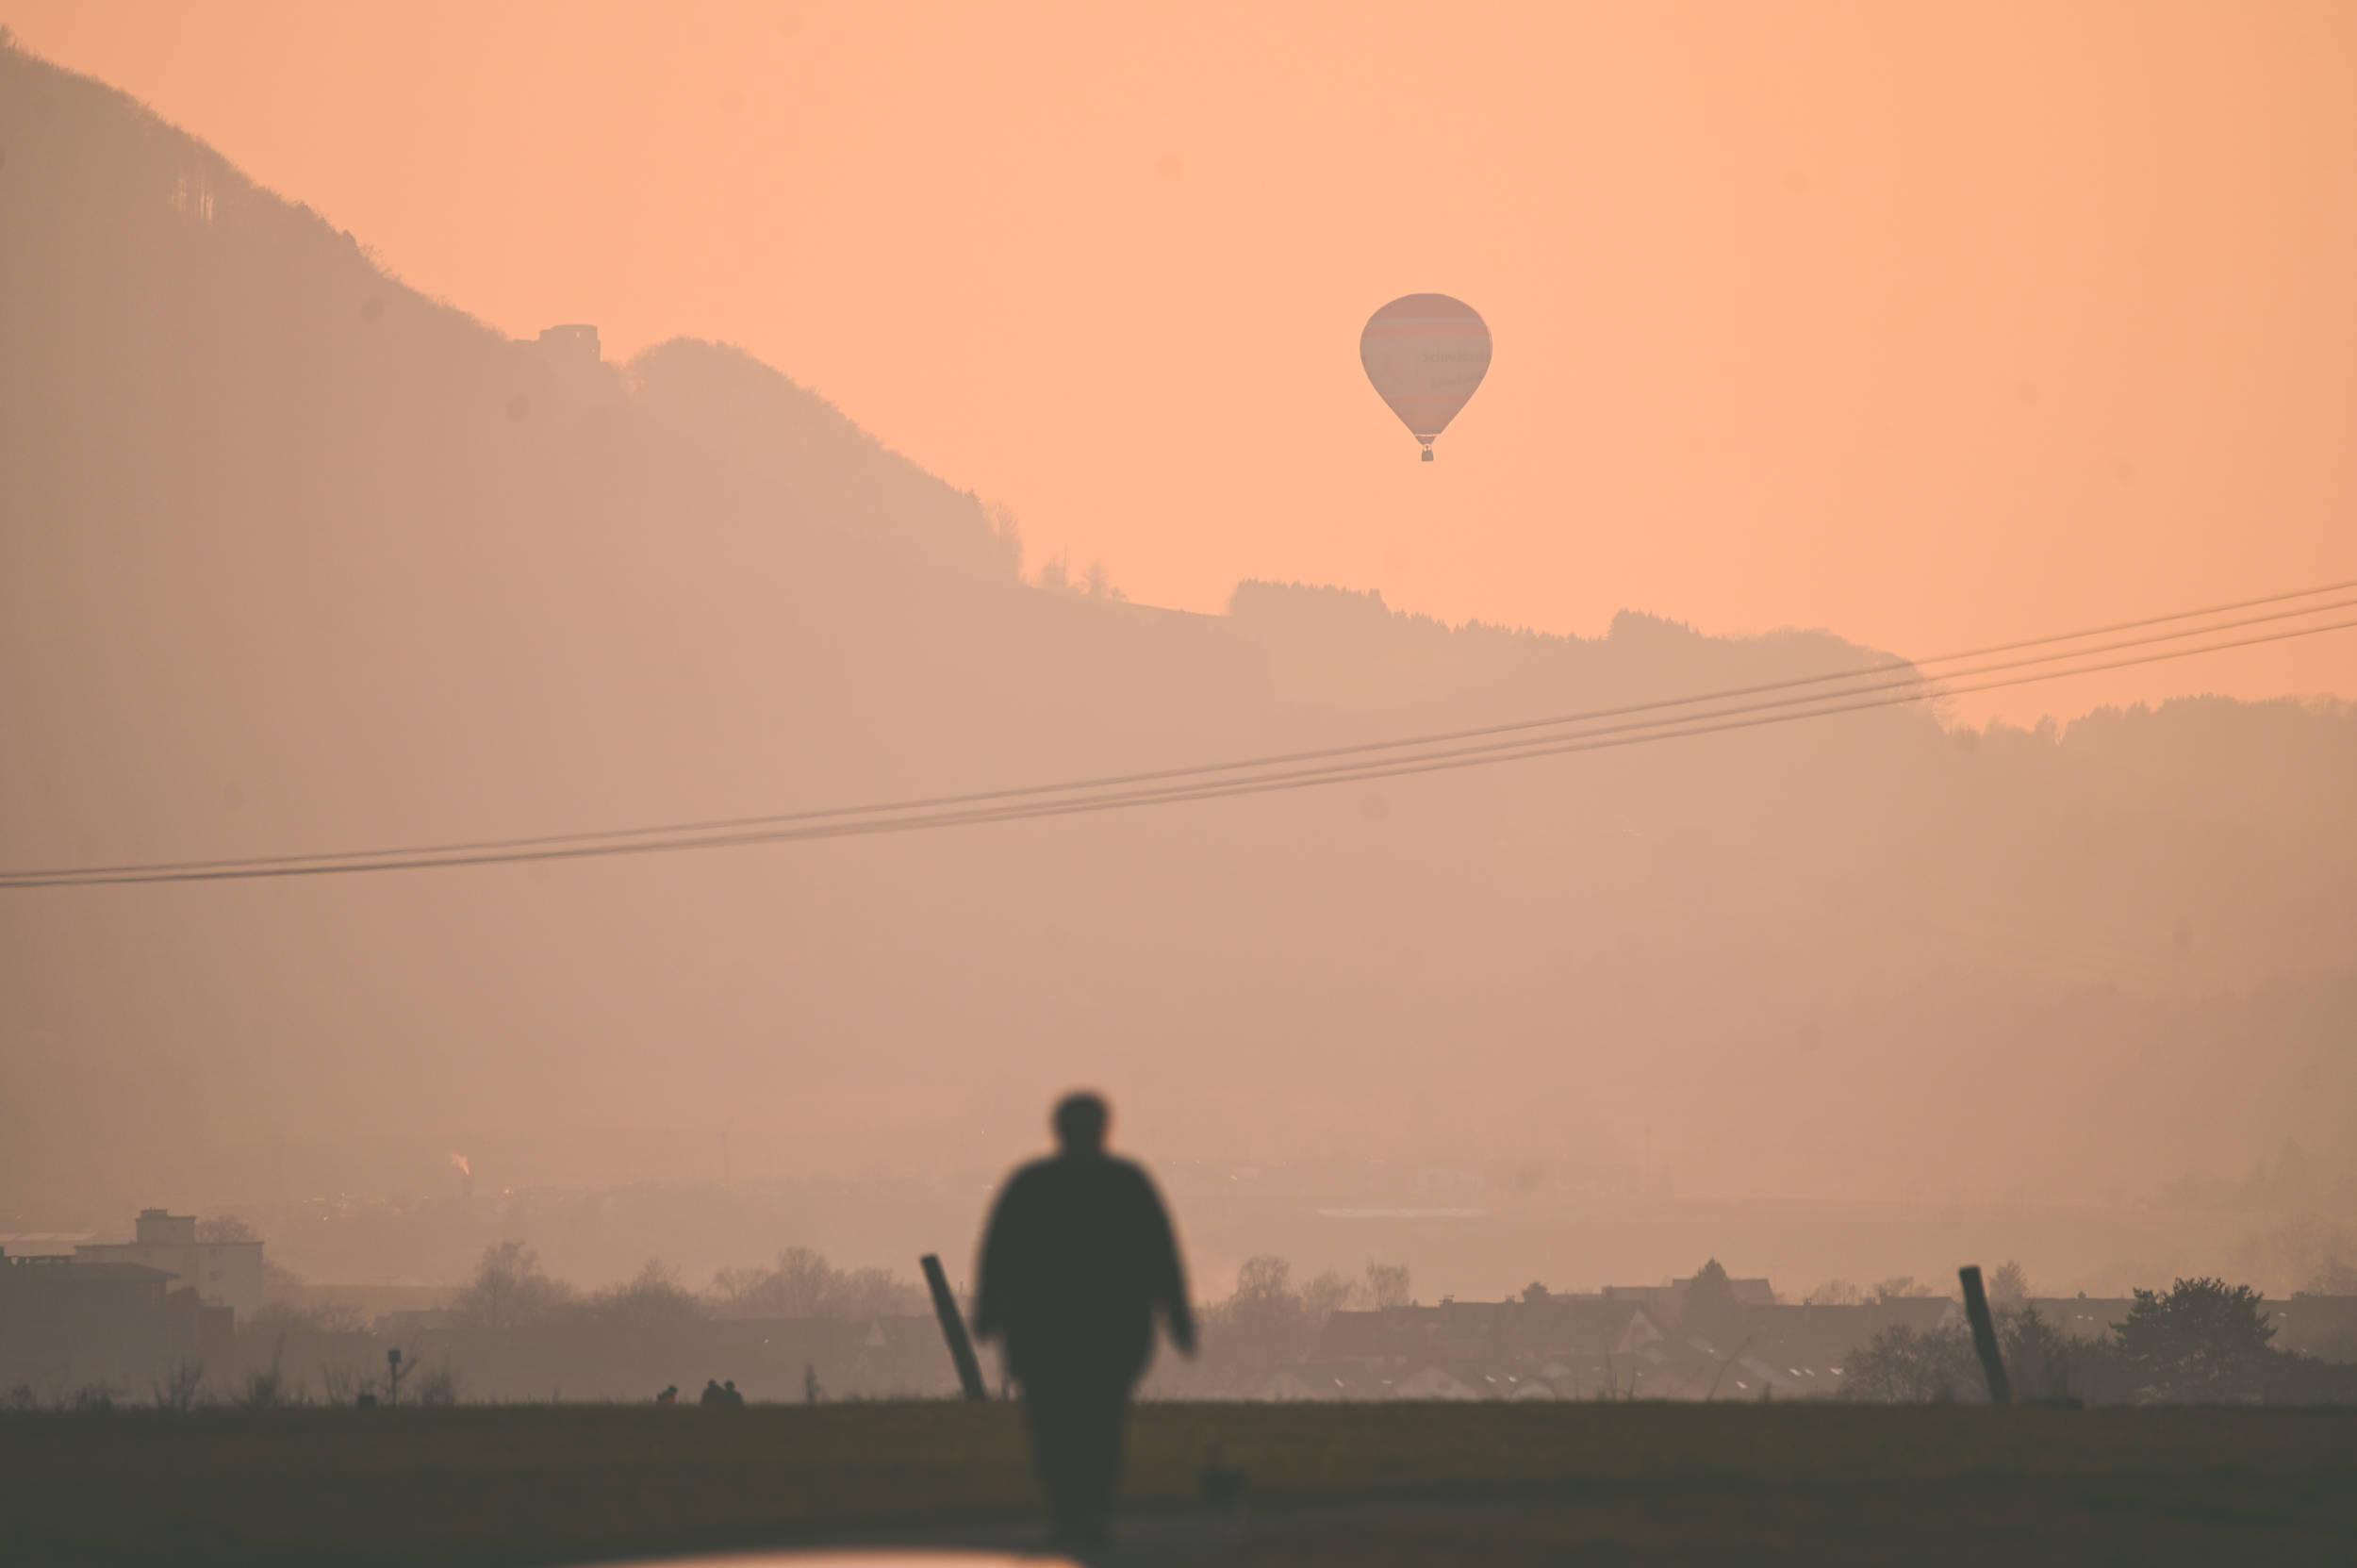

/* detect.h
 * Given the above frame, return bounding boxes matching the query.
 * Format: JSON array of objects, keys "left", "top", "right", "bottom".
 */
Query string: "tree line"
[
  {"left": 1843, "top": 1277, "right": 2357, "bottom": 1404},
  {"left": 444, "top": 1242, "right": 931, "bottom": 1331}
]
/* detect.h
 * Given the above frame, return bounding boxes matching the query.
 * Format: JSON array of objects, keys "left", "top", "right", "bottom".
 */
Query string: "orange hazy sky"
[{"left": 12, "top": 0, "right": 2355, "bottom": 723}]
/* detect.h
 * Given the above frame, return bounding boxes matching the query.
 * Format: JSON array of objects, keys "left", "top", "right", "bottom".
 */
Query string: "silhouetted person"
[
  {"left": 656, "top": 1383, "right": 678, "bottom": 1406},
  {"left": 699, "top": 1378, "right": 724, "bottom": 1407},
  {"left": 722, "top": 1378, "right": 744, "bottom": 1407},
  {"left": 975, "top": 1091, "right": 1195, "bottom": 1551}
]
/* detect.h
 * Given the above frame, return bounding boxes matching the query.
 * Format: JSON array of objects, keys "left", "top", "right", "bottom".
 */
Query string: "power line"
[
  {"left": 7, "top": 576, "right": 2354, "bottom": 884},
  {"left": 8, "top": 610, "right": 2351, "bottom": 889}
]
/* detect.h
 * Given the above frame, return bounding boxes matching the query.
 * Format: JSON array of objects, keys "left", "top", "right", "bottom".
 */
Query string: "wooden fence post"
[
  {"left": 1958, "top": 1264, "right": 2012, "bottom": 1405},
  {"left": 922, "top": 1253, "right": 990, "bottom": 1403}
]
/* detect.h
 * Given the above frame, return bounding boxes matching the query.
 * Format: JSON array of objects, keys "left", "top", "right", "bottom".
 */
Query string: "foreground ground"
[{"left": 4, "top": 1401, "right": 2354, "bottom": 1565}]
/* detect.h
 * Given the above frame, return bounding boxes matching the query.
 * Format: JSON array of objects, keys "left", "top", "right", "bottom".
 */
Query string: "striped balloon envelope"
[{"left": 1359, "top": 294, "right": 1492, "bottom": 460}]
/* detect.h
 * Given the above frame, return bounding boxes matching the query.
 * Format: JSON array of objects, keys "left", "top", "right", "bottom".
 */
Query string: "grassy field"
[{"left": 5, "top": 1401, "right": 2354, "bottom": 1565}]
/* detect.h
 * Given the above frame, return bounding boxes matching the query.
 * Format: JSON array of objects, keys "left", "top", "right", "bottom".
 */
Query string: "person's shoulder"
[
  {"left": 998, "top": 1157, "right": 1058, "bottom": 1197},
  {"left": 1107, "top": 1155, "right": 1164, "bottom": 1196}
]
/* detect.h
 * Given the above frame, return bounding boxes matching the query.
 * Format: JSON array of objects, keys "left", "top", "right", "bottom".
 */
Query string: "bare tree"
[
  {"left": 703, "top": 1247, "right": 924, "bottom": 1319},
  {"left": 772, "top": 1246, "right": 837, "bottom": 1315},
  {"left": 1081, "top": 559, "right": 1124, "bottom": 601},
  {"left": 983, "top": 501, "right": 1024, "bottom": 578},
  {"left": 452, "top": 1240, "right": 572, "bottom": 1330},
  {"left": 1300, "top": 1270, "right": 1354, "bottom": 1324},
  {"left": 585, "top": 1259, "right": 704, "bottom": 1329},
  {"left": 1215, "top": 1256, "right": 1310, "bottom": 1376},
  {"left": 411, "top": 1364, "right": 460, "bottom": 1407},
  {"left": 321, "top": 1362, "right": 364, "bottom": 1405},
  {"left": 831, "top": 1264, "right": 924, "bottom": 1318},
  {"left": 2310, "top": 1255, "right": 2357, "bottom": 1295}
]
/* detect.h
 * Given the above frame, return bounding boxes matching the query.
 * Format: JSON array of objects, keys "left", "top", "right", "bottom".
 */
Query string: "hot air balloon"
[{"left": 1360, "top": 294, "right": 1492, "bottom": 460}]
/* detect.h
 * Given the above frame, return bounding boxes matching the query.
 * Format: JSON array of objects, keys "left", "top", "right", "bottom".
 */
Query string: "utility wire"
[
  {"left": 8, "top": 610, "right": 2352, "bottom": 889},
  {"left": 7, "top": 577, "right": 2355, "bottom": 884}
]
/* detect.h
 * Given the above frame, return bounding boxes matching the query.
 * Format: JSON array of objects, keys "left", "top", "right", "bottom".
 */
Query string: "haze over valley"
[{"left": 4, "top": 31, "right": 2354, "bottom": 1308}]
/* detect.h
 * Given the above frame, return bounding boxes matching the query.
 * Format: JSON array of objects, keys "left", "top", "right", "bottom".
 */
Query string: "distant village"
[{"left": 8, "top": 1209, "right": 2356, "bottom": 1409}]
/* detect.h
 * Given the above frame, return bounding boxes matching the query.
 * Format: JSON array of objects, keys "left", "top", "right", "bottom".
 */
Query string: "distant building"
[
  {"left": 531, "top": 322, "right": 602, "bottom": 369},
  {"left": 1316, "top": 1296, "right": 1663, "bottom": 1372},
  {"left": 75, "top": 1210, "right": 264, "bottom": 1323},
  {"left": 0, "top": 1248, "right": 232, "bottom": 1395},
  {"left": 1602, "top": 1271, "right": 1779, "bottom": 1324},
  {"left": 1296, "top": 1285, "right": 1961, "bottom": 1402},
  {"left": 2028, "top": 1296, "right": 2141, "bottom": 1344},
  {"left": 2271, "top": 1296, "right": 2357, "bottom": 1362},
  {"left": 504, "top": 322, "right": 617, "bottom": 415},
  {"left": 1261, "top": 1362, "right": 1395, "bottom": 1401},
  {"left": 1391, "top": 1363, "right": 1486, "bottom": 1400}
]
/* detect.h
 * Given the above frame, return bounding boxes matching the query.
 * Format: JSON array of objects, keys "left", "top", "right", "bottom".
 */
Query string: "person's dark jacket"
[{"left": 974, "top": 1152, "right": 1194, "bottom": 1385}]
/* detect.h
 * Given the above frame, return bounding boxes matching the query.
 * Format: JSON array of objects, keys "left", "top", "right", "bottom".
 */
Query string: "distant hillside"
[
  {"left": 3, "top": 35, "right": 2353, "bottom": 1261},
  {"left": 0, "top": 35, "right": 1271, "bottom": 847},
  {"left": 629, "top": 338, "right": 1022, "bottom": 582}
]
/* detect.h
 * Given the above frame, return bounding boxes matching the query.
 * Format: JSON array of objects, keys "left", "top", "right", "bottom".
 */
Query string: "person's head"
[{"left": 1052, "top": 1091, "right": 1111, "bottom": 1155}]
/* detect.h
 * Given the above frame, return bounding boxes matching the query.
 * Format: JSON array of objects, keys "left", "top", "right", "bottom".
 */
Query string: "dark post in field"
[
  {"left": 921, "top": 1253, "right": 990, "bottom": 1402},
  {"left": 1958, "top": 1264, "right": 2012, "bottom": 1405}
]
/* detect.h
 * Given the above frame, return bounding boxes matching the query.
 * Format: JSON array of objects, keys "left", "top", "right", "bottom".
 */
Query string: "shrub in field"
[
  {"left": 413, "top": 1364, "right": 461, "bottom": 1407},
  {"left": 151, "top": 1360, "right": 205, "bottom": 1411},
  {"left": 239, "top": 1365, "right": 288, "bottom": 1410},
  {"left": 1843, "top": 1307, "right": 2075, "bottom": 1403},
  {"left": 321, "top": 1362, "right": 366, "bottom": 1406},
  {"left": 1842, "top": 1323, "right": 1977, "bottom": 1403}
]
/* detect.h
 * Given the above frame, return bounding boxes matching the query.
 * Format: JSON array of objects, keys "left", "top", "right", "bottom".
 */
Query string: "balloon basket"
[{"left": 1420, "top": 448, "right": 1434, "bottom": 462}]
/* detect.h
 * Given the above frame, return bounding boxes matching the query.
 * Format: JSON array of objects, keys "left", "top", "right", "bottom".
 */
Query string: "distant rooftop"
[{"left": 532, "top": 322, "right": 602, "bottom": 366}]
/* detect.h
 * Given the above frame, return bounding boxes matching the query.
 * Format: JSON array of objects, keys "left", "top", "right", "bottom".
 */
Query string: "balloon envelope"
[{"left": 1360, "top": 294, "right": 1492, "bottom": 458}]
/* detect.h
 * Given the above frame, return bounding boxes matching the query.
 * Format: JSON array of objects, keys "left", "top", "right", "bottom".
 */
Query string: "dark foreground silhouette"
[{"left": 975, "top": 1093, "right": 1195, "bottom": 1550}]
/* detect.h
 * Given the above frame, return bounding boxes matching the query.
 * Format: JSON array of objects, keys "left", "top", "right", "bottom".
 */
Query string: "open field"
[{"left": 5, "top": 1402, "right": 2356, "bottom": 1565}]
